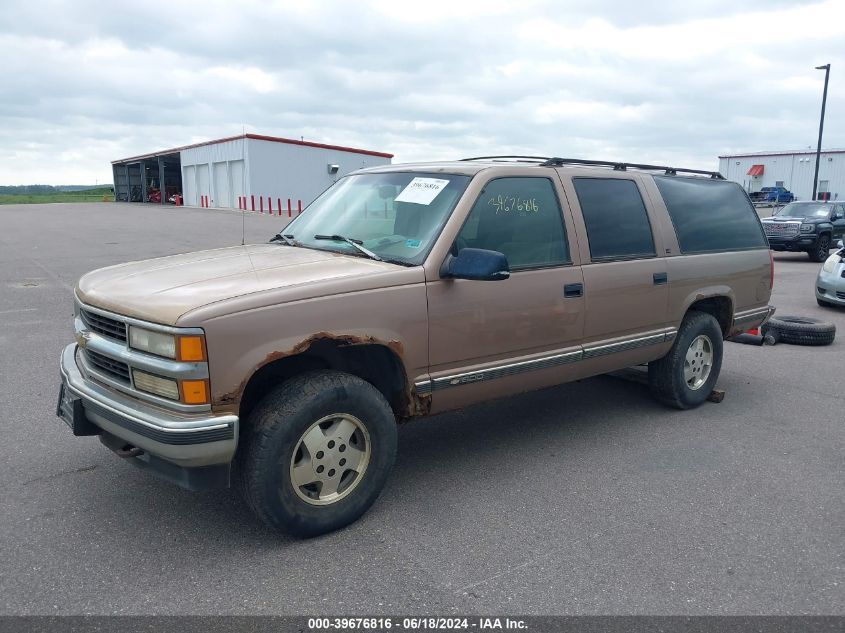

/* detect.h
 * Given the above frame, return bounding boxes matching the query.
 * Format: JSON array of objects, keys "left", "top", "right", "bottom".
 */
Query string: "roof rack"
[
  {"left": 460, "top": 155, "right": 724, "bottom": 179},
  {"left": 540, "top": 157, "right": 724, "bottom": 179},
  {"left": 459, "top": 155, "right": 550, "bottom": 163}
]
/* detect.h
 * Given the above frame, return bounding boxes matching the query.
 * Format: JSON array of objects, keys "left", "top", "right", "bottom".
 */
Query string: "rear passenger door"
[{"left": 559, "top": 173, "right": 671, "bottom": 351}]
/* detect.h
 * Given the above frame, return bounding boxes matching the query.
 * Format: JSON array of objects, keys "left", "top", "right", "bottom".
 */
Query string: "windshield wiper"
[
  {"left": 269, "top": 232, "right": 299, "bottom": 247},
  {"left": 314, "top": 234, "right": 383, "bottom": 261}
]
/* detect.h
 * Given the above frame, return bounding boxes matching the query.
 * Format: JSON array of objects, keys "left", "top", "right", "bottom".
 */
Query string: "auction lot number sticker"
[{"left": 394, "top": 178, "right": 450, "bottom": 205}]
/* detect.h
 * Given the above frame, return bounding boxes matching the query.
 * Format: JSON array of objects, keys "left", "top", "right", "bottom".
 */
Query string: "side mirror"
[{"left": 442, "top": 248, "right": 510, "bottom": 281}]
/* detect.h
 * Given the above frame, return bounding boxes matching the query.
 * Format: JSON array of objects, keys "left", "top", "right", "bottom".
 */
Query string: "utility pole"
[{"left": 812, "top": 64, "right": 830, "bottom": 201}]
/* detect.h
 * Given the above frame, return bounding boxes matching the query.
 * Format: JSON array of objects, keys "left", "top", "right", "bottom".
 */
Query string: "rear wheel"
[
  {"left": 238, "top": 370, "right": 397, "bottom": 537},
  {"left": 648, "top": 310, "right": 723, "bottom": 410},
  {"left": 808, "top": 234, "right": 831, "bottom": 262}
]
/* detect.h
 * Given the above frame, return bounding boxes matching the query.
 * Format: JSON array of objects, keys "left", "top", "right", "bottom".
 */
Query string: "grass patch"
[{"left": 0, "top": 187, "right": 114, "bottom": 205}]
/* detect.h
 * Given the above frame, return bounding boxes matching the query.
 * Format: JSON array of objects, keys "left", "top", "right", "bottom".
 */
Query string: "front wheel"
[
  {"left": 808, "top": 235, "right": 831, "bottom": 262},
  {"left": 648, "top": 310, "right": 724, "bottom": 410},
  {"left": 238, "top": 370, "right": 398, "bottom": 537}
]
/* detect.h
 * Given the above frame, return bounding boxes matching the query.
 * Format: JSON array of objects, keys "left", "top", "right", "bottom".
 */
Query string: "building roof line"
[
  {"left": 719, "top": 148, "right": 845, "bottom": 159},
  {"left": 112, "top": 133, "right": 394, "bottom": 164}
]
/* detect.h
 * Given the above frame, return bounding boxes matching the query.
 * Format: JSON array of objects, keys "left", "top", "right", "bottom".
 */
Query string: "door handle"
[
  {"left": 653, "top": 272, "right": 668, "bottom": 285},
  {"left": 564, "top": 283, "right": 583, "bottom": 298}
]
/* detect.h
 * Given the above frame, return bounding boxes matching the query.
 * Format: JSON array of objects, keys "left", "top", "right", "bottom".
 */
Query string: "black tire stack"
[{"left": 761, "top": 316, "right": 836, "bottom": 346}]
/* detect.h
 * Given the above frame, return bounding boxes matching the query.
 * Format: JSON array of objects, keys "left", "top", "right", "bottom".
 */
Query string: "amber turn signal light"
[
  {"left": 181, "top": 379, "right": 209, "bottom": 405},
  {"left": 178, "top": 335, "right": 206, "bottom": 362}
]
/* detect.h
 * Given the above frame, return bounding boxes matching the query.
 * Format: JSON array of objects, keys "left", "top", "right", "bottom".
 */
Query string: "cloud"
[{"left": 0, "top": 0, "right": 843, "bottom": 184}]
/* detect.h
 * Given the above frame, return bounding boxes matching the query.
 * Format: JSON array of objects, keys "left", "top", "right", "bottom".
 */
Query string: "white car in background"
[{"left": 816, "top": 240, "right": 845, "bottom": 308}]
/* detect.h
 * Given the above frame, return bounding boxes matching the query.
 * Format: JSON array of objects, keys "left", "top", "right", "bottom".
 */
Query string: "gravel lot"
[{"left": 0, "top": 202, "right": 842, "bottom": 615}]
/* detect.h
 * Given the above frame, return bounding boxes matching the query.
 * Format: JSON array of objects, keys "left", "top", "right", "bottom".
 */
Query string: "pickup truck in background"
[{"left": 749, "top": 186, "right": 795, "bottom": 204}]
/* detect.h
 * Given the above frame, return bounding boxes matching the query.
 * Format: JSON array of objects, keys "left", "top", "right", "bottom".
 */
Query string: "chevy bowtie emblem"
[{"left": 76, "top": 331, "right": 91, "bottom": 348}]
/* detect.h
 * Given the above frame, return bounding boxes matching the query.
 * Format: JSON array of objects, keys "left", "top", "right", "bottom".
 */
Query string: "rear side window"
[
  {"left": 653, "top": 176, "right": 768, "bottom": 253},
  {"left": 573, "top": 178, "right": 656, "bottom": 260}
]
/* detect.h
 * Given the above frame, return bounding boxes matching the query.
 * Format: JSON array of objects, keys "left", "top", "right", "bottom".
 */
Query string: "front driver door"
[{"left": 423, "top": 173, "right": 585, "bottom": 414}]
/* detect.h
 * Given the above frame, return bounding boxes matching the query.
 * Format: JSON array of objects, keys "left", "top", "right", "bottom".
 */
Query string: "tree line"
[{"left": 0, "top": 184, "right": 113, "bottom": 194}]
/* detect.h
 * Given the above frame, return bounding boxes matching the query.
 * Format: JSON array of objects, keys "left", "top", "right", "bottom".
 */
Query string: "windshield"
[
  {"left": 774, "top": 203, "right": 831, "bottom": 219},
  {"left": 279, "top": 172, "right": 471, "bottom": 265}
]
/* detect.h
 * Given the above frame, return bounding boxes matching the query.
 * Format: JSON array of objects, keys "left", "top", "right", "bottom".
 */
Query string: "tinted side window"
[
  {"left": 573, "top": 178, "right": 656, "bottom": 260},
  {"left": 653, "top": 176, "right": 768, "bottom": 253},
  {"left": 456, "top": 177, "right": 568, "bottom": 269}
]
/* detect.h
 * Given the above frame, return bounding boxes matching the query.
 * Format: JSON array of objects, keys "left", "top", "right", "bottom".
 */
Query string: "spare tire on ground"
[{"left": 761, "top": 315, "right": 836, "bottom": 346}]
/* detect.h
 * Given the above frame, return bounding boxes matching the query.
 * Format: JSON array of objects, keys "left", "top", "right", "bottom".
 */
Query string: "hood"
[
  {"left": 761, "top": 216, "right": 807, "bottom": 222},
  {"left": 76, "top": 244, "right": 415, "bottom": 325}
]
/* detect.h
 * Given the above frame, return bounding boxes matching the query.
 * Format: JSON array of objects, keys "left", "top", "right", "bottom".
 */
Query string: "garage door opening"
[{"left": 112, "top": 152, "right": 182, "bottom": 204}]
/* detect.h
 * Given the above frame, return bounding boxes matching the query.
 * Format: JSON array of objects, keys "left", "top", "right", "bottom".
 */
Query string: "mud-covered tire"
[
  {"left": 237, "top": 370, "right": 397, "bottom": 537},
  {"left": 808, "top": 235, "right": 831, "bottom": 262},
  {"left": 648, "top": 310, "right": 723, "bottom": 410},
  {"left": 761, "top": 315, "right": 836, "bottom": 346}
]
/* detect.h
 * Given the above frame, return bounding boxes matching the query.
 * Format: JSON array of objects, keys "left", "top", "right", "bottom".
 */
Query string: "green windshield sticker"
[
  {"left": 405, "top": 239, "right": 421, "bottom": 248},
  {"left": 489, "top": 194, "right": 539, "bottom": 215}
]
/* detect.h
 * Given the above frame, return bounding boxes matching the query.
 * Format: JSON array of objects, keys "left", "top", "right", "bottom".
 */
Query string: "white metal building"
[
  {"left": 111, "top": 133, "right": 393, "bottom": 210},
  {"left": 718, "top": 149, "right": 845, "bottom": 202}
]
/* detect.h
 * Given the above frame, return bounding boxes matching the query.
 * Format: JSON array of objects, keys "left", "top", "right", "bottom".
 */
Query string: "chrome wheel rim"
[
  {"left": 289, "top": 413, "right": 371, "bottom": 506},
  {"left": 684, "top": 334, "right": 713, "bottom": 391}
]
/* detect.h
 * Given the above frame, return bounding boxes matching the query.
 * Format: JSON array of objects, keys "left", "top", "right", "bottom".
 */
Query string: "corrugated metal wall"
[
  {"left": 178, "top": 137, "right": 391, "bottom": 210},
  {"left": 719, "top": 151, "right": 845, "bottom": 201},
  {"left": 244, "top": 138, "right": 391, "bottom": 212}
]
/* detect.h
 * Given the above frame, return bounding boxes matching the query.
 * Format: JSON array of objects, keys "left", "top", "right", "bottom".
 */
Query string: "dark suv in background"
[{"left": 761, "top": 201, "right": 845, "bottom": 261}]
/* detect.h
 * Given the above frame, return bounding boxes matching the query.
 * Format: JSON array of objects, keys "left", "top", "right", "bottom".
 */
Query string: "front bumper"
[
  {"left": 766, "top": 234, "right": 819, "bottom": 251},
  {"left": 730, "top": 305, "right": 776, "bottom": 336},
  {"left": 59, "top": 343, "right": 238, "bottom": 489},
  {"left": 816, "top": 271, "right": 845, "bottom": 306}
]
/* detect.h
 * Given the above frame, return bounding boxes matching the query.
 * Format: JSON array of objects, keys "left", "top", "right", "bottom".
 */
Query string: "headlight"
[
  {"left": 800, "top": 223, "right": 814, "bottom": 232},
  {"left": 822, "top": 254, "right": 842, "bottom": 273},
  {"left": 129, "top": 326, "right": 176, "bottom": 358},
  {"left": 128, "top": 327, "right": 206, "bottom": 361}
]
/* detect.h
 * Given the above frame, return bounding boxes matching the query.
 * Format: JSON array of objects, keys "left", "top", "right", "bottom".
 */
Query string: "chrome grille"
[
  {"left": 763, "top": 222, "right": 799, "bottom": 238},
  {"left": 73, "top": 299, "right": 211, "bottom": 413},
  {"left": 837, "top": 291, "right": 845, "bottom": 300},
  {"left": 84, "top": 348, "right": 131, "bottom": 384},
  {"left": 80, "top": 308, "right": 127, "bottom": 342}
]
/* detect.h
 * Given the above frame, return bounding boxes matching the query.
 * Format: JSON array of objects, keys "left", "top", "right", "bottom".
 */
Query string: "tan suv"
[{"left": 57, "top": 156, "right": 774, "bottom": 536}]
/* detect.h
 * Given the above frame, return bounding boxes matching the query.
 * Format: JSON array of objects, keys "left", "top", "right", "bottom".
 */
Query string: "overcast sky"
[{"left": 1, "top": 0, "right": 843, "bottom": 185}]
